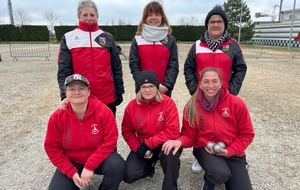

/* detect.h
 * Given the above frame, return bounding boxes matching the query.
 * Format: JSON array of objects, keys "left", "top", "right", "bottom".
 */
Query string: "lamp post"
[
  {"left": 238, "top": 1, "right": 243, "bottom": 43},
  {"left": 7, "top": 0, "right": 14, "bottom": 25},
  {"left": 288, "top": 0, "right": 296, "bottom": 49}
]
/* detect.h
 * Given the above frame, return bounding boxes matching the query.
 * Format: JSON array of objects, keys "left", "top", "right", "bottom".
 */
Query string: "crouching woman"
[
  {"left": 44, "top": 74, "right": 125, "bottom": 190},
  {"left": 163, "top": 67, "right": 255, "bottom": 190}
]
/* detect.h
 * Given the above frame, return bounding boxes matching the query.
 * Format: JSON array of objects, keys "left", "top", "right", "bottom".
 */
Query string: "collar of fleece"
[
  {"left": 141, "top": 24, "right": 168, "bottom": 42},
  {"left": 78, "top": 21, "right": 99, "bottom": 32}
]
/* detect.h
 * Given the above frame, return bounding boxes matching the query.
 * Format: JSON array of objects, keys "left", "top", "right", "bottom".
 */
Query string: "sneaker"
[
  {"left": 192, "top": 160, "right": 202, "bottom": 173},
  {"left": 147, "top": 168, "right": 155, "bottom": 178},
  {"left": 146, "top": 162, "right": 156, "bottom": 179},
  {"left": 201, "top": 180, "right": 215, "bottom": 190}
]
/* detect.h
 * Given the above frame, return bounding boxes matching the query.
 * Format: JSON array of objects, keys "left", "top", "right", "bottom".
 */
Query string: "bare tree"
[
  {"left": 43, "top": 9, "right": 59, "bottom": 35},
  {"left": 178, "top": 16, "right": 200, "bottom": 26},
  {"left": 189, "top": 16, "right": 200, "bottom": 25},
  {"left": 178, "top": 16, "right": 188, "bottom": 25},
  {"left": 118, "top": 18, "right": 126, "bottom": 25},
  {"left": 14, "top": 8, "right": 32, "bottom": 26},
  {"left": 0, "top": 15, "right": 7, "bottom": 24}
]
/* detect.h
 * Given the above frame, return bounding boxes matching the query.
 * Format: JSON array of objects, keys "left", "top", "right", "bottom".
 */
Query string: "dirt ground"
[{"left": 0, "top": 43, "right": 299, "bottom": 190}]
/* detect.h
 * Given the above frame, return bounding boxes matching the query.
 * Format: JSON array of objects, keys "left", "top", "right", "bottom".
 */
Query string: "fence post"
[{"left": 0, "top": 54, "right": 2, "bottom": 62}]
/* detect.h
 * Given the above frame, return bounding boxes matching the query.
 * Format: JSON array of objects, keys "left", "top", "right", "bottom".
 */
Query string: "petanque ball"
[
  {"left": 144, "top": 150, "right": 152, "bottom": 157},
  {"left": 217, "top": 141, "right": 226, "bottom": 149},
  {"left": 206, "top": 141, "right": 214, "bottom": 149},
  {"left": 213, "top": 144, "right": 222, "bottom": 154}
]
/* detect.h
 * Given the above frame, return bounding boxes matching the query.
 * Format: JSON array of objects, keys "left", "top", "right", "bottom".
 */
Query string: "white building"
[{"left": 252, "top": 8, "right": 300, "bottom": 47}]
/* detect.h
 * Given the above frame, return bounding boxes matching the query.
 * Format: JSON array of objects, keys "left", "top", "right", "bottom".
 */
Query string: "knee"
[
  {"left": 162, "top": 148, "right": 181, "bottom": 159},
  {"left": 113, "top": 158, "right": 126, "bottom": 174},
  {"left": 123, "top": 168, "right": 139, "bottom": 184},
  {"left": 105, "top": 155, "right": 126, "bottom": 178},
  {"left": 123, "top": 175, "right": 135, "bottom": 184},
  {"left": 206, "top": 167, "right": 231, "bottom": 184}
]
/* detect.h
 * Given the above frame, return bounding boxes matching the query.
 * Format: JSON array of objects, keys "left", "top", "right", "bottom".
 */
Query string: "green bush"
[{"left": 0, "top": 25, "right": 49, "bottom": 41}]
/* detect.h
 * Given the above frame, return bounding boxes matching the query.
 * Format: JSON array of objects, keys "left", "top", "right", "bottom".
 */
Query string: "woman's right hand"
[
  {"left": 58, "top": 98, "right": 68, "bottom": 110},
  {"left": 162, "top": 140, "right": 182, "bottom": 155}
]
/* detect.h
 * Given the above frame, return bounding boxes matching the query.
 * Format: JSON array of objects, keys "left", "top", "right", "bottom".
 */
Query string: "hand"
[
  {"left": 72, "top": 172, "right": 85, "bottom": 189},
  {"left": 144, "top": 150, "right": 153, "bottom": 159},
  {"left": 58, "top": 98, "right": 68, "bottom": 110},
  {"left": 115, "top": 94, "right": 123, "bottom": 106},
  {"left": 80, "top": 168, "right": 94, "bottom": 187},
  {"left": 162, "top": 140, "right": 182, "bottom": 155},
  {"left": 205, "top": 147, "right": 228, "bottom": 157},
  {"left": 217, "top": 149, "right": 228, "bottom": 157},
  {"left": 159, "top": 84, "right": 168, "bottom": 94},
  {"left": 136, "top": 142, "right": 150, "bottom": 158}
]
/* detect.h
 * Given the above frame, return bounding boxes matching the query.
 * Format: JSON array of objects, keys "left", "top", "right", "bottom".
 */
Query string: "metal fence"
[
  {"left": 116, "top": 42, "right": 299, "bottom": 61},
  {"left": 9, "top": 42, "right": 51, "bottom": 61}
]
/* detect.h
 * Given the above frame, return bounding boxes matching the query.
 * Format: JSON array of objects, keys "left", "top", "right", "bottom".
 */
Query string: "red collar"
[{"left": 78, "top": 21, "right": 99, "bottom": 32}]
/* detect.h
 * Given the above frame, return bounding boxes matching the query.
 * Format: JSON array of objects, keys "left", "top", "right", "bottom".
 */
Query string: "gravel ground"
[{"left": 0, "top": 43, "right": 299, "bottom": 190}]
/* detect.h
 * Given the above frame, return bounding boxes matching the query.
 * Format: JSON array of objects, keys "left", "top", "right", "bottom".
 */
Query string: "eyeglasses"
[
  {"left": 66, "top": 86, "right": 88, "bottom": 93},
  {"left": 140, "top": 84, "right": 155, "bottom": 91},
  {"left": 208, "top": 20, "right": 224, "bottom": 26}
]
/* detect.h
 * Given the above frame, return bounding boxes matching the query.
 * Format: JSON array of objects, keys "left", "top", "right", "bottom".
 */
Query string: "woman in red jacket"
[
  {"left": 57, "top": 0, "right": 124, "bottom": 115},
  {"left": 184, "top": 4, "right": 248, "bottom": 175},
  {"left": 121, "top": 70, "right": 181, "bottom": 190},
  {"left": 44, "top": 74, "right": 125, "bottom": 190},
  {"left": 163, "top": 67, "right": 254, "bottom": 190}
]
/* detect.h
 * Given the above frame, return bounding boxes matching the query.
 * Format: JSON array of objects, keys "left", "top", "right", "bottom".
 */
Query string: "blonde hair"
[
  {"left": 136, "top": 91, "right": 163, "bottom": 104},
  {"left": 184, "top": 67, "right": 222, "bottom": 127},
  {"left": 136, "top": 1, "right": 172, "bottom": 35}
]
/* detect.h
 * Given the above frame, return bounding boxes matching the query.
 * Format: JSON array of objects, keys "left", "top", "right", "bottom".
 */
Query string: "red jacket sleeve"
[
  {"left": 121, "top": 100, "right": 142, "bottom": 152},
  {"left": 226, "top": 98, "right": 255, "bottom": 157},
  {"left": 44, "top": 112, "right": 78, "bottom": 178},
  {"left": 177, "top": 106, "right": 197, "bottom": 148}
]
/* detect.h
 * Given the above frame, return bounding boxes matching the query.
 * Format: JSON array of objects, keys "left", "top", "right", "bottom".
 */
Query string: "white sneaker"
[{"left": 191, "top": 160, "right": 202, "bottom": 173}]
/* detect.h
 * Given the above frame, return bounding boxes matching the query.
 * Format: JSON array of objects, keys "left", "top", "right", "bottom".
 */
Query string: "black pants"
[
  {"left": 124, "top": 146, "right": 182, "bottom": 190},
  {"left": 193, "top": 148, "right": 252, "bottom": 190},
  {"left": 48, "top": 151, "right": 126, "bottom": 190}
]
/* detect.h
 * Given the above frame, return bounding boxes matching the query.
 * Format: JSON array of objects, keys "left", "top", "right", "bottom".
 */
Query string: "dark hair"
[{"left": 136, "top": 1, "right": 172, "bottom": 35}]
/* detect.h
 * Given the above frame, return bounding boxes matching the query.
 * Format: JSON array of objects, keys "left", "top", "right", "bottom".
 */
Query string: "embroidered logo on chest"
[
  {"left": 91, "top": 124, "right": 99, "bottom": 134},
  {"left": 222, "top": 108, "right": 230, "bottom": 117},
  {"left": 160, "top": 37, "right": 168, "bottom": 44},
  {"left": 158, "top": 112, "right": 164, "bottom": 121}
]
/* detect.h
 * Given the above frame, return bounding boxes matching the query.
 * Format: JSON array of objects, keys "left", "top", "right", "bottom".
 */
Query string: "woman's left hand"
[
  {"left": 80, "top": 168, "right": 94, "bottom": 187},
  {"left": 218, "top": 149, "right": 228, "bottom": 157}
]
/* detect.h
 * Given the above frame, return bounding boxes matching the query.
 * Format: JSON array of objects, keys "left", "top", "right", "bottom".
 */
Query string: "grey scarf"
[{"left": 142, "top": 24, "right": 168, "bottom": 42}]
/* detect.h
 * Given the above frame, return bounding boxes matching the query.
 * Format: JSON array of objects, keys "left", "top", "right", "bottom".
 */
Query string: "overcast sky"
[{"left": 0, "top": 0, "right": 298, "bottom": 26}]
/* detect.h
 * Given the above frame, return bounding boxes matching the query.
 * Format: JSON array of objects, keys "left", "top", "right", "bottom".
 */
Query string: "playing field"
[{"left": 0, "top": 43, "right": 299, "bottom": 190}]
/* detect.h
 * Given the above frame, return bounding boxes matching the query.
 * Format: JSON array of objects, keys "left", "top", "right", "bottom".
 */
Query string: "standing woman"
[
  {"left": 129, "top": 1, "right": 179, "bottom": 96},
  {"left": 163, "top": 68, "right": 255, "bottom": 190},
  {"left": 121, "top": 70, "right": 182, "bottom": 190},
  {"left": 44, "top": 74, "right": 126, "bottom": 190},
  {"left": 184, "top": 5, "right": 247, "bottom": 173},
  {"left": 57, "top": 0, "right": 124, "bottom": 115}
]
